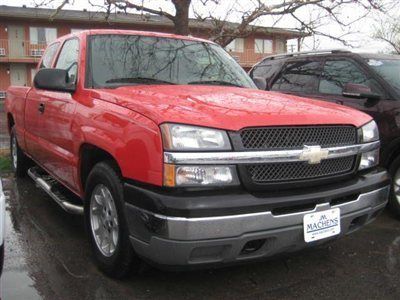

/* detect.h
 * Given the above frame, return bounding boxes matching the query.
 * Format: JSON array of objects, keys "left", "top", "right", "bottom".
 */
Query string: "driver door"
[{"left": 26, "top": 38, "right": 79, "bottom": 190}]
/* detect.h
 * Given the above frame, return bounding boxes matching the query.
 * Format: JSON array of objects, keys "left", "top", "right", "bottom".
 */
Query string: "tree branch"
[{"left": 106, "top": 0, "right": 175, "bottom": 21}]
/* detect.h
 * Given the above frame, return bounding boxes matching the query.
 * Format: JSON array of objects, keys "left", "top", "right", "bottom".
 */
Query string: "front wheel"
[
  {"left": 10, "top": 127, "right": 30, "bottom": 177},
  {"left": 84, "top": 161, "right": 141, "bottom": 278},
  {"left": 389, "top": 155, "right": 400, "bottom": 218}
]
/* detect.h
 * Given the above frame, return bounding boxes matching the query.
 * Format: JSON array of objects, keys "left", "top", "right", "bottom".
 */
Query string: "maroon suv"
[{"left": 250, "top": 50, "right": 400, "bottom": 216}]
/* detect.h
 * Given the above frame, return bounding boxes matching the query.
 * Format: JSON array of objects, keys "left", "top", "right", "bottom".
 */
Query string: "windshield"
[
  {"left": 88, "top": 34, "right": 256, "bottom": 89},
  {"left": 366, "top": 58, "right": 400, "bottom": 93}
]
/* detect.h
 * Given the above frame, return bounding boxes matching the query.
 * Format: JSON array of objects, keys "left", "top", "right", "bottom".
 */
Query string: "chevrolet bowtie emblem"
[{"left": 299, "top": 145, "right": 329, "bottom": 164}]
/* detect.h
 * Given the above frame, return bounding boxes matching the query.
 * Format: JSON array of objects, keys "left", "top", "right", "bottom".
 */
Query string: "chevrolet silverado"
[{"left": 5, "top": 30, "right": 390, "bottom": 278}]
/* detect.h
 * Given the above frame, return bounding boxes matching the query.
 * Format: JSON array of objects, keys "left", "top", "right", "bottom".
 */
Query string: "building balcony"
[{"left": 0, "top": 39, "right": 47, "bottom": 63}]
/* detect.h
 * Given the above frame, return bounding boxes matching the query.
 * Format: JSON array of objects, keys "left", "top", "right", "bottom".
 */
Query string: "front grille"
[
  {"left": 239, "top": 126, "right": 357, "bottom": 150},
  {"left": 247, "top": 156, "right": 356, "bottom": 183}
]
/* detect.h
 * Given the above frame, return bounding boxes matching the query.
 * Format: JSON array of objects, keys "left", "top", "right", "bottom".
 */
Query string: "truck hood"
[{"left": 91, "top": 85, "right": 371, "bottom": 130}]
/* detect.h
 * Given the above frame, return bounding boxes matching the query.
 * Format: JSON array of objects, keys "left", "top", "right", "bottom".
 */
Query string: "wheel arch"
[
  {"left": 382, "top": 137, "right": 400, "bottom": 169},
  {"left": 7, "top": 113, "right": 15, "bottom": 134},
  {"left": 79, "top": 143, "right": 121, "bottom": 193}
]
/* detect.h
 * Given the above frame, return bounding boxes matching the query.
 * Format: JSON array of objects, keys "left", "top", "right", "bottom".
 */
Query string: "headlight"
[
  {"left": 359, "top": 149, "right": 379, "bottom": 171},
  {"left": 360, "top": 120, "right": 379, "bottom": 143},
  {"left": 161, "top": 123, "right": 231, "bottom": 151},
  {"left": 164, "top": 164, "right": 239, "bottom": 187}
]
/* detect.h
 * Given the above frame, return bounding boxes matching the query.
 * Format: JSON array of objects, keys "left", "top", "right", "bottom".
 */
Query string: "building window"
[
  {"left": 275, "top": 39, "right": 286, "bottom": 53},
  {"left": 29, "top": 27, "right": 57, "bottom": 45},
  {"left": 255, "top": 39, "right": 273, "bottom": 54},
  {"left": 225, "top": 38, "right": 244, "bottom": 53}
]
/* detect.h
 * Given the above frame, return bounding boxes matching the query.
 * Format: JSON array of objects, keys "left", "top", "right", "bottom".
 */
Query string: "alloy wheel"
[{"left": 90, "top": 184, "right": 119, "bottom": 257}]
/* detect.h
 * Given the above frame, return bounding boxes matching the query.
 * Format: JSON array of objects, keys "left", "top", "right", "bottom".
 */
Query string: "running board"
[{"left": 28, "top": 167, "right": 84, "bottom": 215}]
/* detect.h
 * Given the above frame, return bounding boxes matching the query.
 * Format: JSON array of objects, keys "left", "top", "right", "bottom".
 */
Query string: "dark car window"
[
  {"left": 55, "top": 38, "right": 79, "bottom": 84},
  {"left": 319, "top": 59, "right": 383, "bottom": 95},
  {"left": 271, "top": 61, "right": 321, "bottom": 93},
  {"left": 366, "top": 58, "right": 400, "bottom": 93},
  {"left": 251, "top": 59, "right": 284, "bottom": 82},
  {"left": 39, "top": 42, "right": 59, "bottom": 69}
]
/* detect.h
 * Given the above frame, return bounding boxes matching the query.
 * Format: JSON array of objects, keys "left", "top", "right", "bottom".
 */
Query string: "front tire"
[
  {"left": 10, "top": 127, "right": 30, "bottom": 177},
  {"left": 389, "top": 155, "right": 400, "bottom": 217},
  {"left": 84, "top": 161, "right": 140, "bottom": 278}
]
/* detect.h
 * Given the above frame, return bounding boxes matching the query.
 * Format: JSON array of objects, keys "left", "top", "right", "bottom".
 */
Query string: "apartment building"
[{"left": 0, "top": 5, "right": 307, "bottom": 97}]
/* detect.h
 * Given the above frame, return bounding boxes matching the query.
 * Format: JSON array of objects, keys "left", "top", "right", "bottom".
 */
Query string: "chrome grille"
[
  {"left": 247, "top": 156, "right": 356, "bottom": 183},
  {"left": 240, "top": 126, "right": 357, "bottom": 150}
]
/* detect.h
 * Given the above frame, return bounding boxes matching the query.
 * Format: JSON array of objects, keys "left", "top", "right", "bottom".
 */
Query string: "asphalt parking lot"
[{"left": 1, "top": 174, "right": 400, "bottom": 300}]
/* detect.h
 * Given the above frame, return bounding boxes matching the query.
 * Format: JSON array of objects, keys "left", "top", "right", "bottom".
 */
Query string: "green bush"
[{"left": 0, "top": 155, "right": 11, "bottom": 173}]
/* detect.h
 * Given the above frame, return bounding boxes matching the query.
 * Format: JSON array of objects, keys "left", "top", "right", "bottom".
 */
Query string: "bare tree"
[
  {"left": 35, "top": 0, "right": 392, "bottom": 47},
  {"left": 373, "top": 16, "right": 400, "bottom": 54},
  {"left": 105, "top": 0, "right": 191, "bottom": 35},
  {"left": 200, "top": 0, "right": 391, "bottom": 47}
]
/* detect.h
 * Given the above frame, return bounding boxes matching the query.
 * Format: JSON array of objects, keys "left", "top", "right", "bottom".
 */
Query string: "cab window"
[
  {"left": 55, "top": 38, "right": 79, "bottom": 84},
  {"left": 39, "top": 42, "right": 59, "bottom": 69}
]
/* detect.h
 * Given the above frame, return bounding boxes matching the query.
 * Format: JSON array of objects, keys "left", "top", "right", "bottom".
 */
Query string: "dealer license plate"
[{"left": 303, "top": 208, "right": 341, "bottom": 243}]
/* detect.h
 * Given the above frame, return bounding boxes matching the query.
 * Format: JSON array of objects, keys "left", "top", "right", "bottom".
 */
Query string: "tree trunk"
[{"left": 172, "top": 0, "right": 191, "bottom": 35}]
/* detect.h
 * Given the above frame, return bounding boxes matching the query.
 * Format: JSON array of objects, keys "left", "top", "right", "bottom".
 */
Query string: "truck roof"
[{"left": 60, "top": 29, "right": 214, "bottom": 44}]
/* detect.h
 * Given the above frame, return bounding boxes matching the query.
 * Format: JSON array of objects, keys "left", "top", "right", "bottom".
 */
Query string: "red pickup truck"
[{"left": 5, "top": 30, "right": 390, "bottom": 278}]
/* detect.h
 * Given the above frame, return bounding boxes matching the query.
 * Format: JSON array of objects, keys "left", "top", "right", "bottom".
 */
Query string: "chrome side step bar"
[{"left": 28, "top": 167, "right": 84, "bottom": 215}]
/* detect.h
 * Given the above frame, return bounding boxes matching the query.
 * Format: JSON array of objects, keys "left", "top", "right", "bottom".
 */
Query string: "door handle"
[{"left": 38, "top": 103, "right": 45, "bottom": 114}]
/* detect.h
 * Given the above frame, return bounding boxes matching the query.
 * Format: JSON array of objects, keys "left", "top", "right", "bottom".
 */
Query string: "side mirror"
[
  {"left": 342, "top": 83, "right": 380, "bottom": 100},
  {"left": 34, "top": 68, "right": 76, "bottom": 92},
  {"left": 252, "top": 77, "right": 266, "bottom": 90}
]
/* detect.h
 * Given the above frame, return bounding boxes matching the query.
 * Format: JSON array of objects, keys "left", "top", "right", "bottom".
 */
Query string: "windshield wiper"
[
  {"left": 105, "top": 77, "right": 175, "bottom": 85},
  {"left": 188, "top": 80, "right": 243, "bottom": 87}
]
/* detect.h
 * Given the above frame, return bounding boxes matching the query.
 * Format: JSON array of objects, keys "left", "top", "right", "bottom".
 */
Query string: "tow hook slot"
[{"left": 240, "top": 239, "right": 266, "bottom": 255}]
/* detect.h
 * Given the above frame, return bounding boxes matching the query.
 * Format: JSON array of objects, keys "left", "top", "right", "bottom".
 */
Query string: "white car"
[{"left": 0, "top": 179, "right": 4, "bottom": 275}]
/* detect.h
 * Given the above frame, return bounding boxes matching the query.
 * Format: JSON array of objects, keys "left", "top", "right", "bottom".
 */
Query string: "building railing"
[
  {"left": 227, "top": 49, "right": 274, "bottom": 67},
  {"left": 0, "top": 39, "right": 48, "bottom": 61}
]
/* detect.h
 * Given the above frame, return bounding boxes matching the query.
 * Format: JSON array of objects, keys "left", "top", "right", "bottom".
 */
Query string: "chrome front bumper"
[{"left": 127, "top": 185, "right": 389, "bottom": 267}]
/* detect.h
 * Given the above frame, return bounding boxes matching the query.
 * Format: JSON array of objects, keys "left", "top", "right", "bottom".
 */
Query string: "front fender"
[{"left": 75, "top": 99, "right": 163, "bottom": 187}]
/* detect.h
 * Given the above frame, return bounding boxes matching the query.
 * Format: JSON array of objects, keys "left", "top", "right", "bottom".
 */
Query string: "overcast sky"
[{"left": 1, "top": 0, "right": 395, "bottom": 53}]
